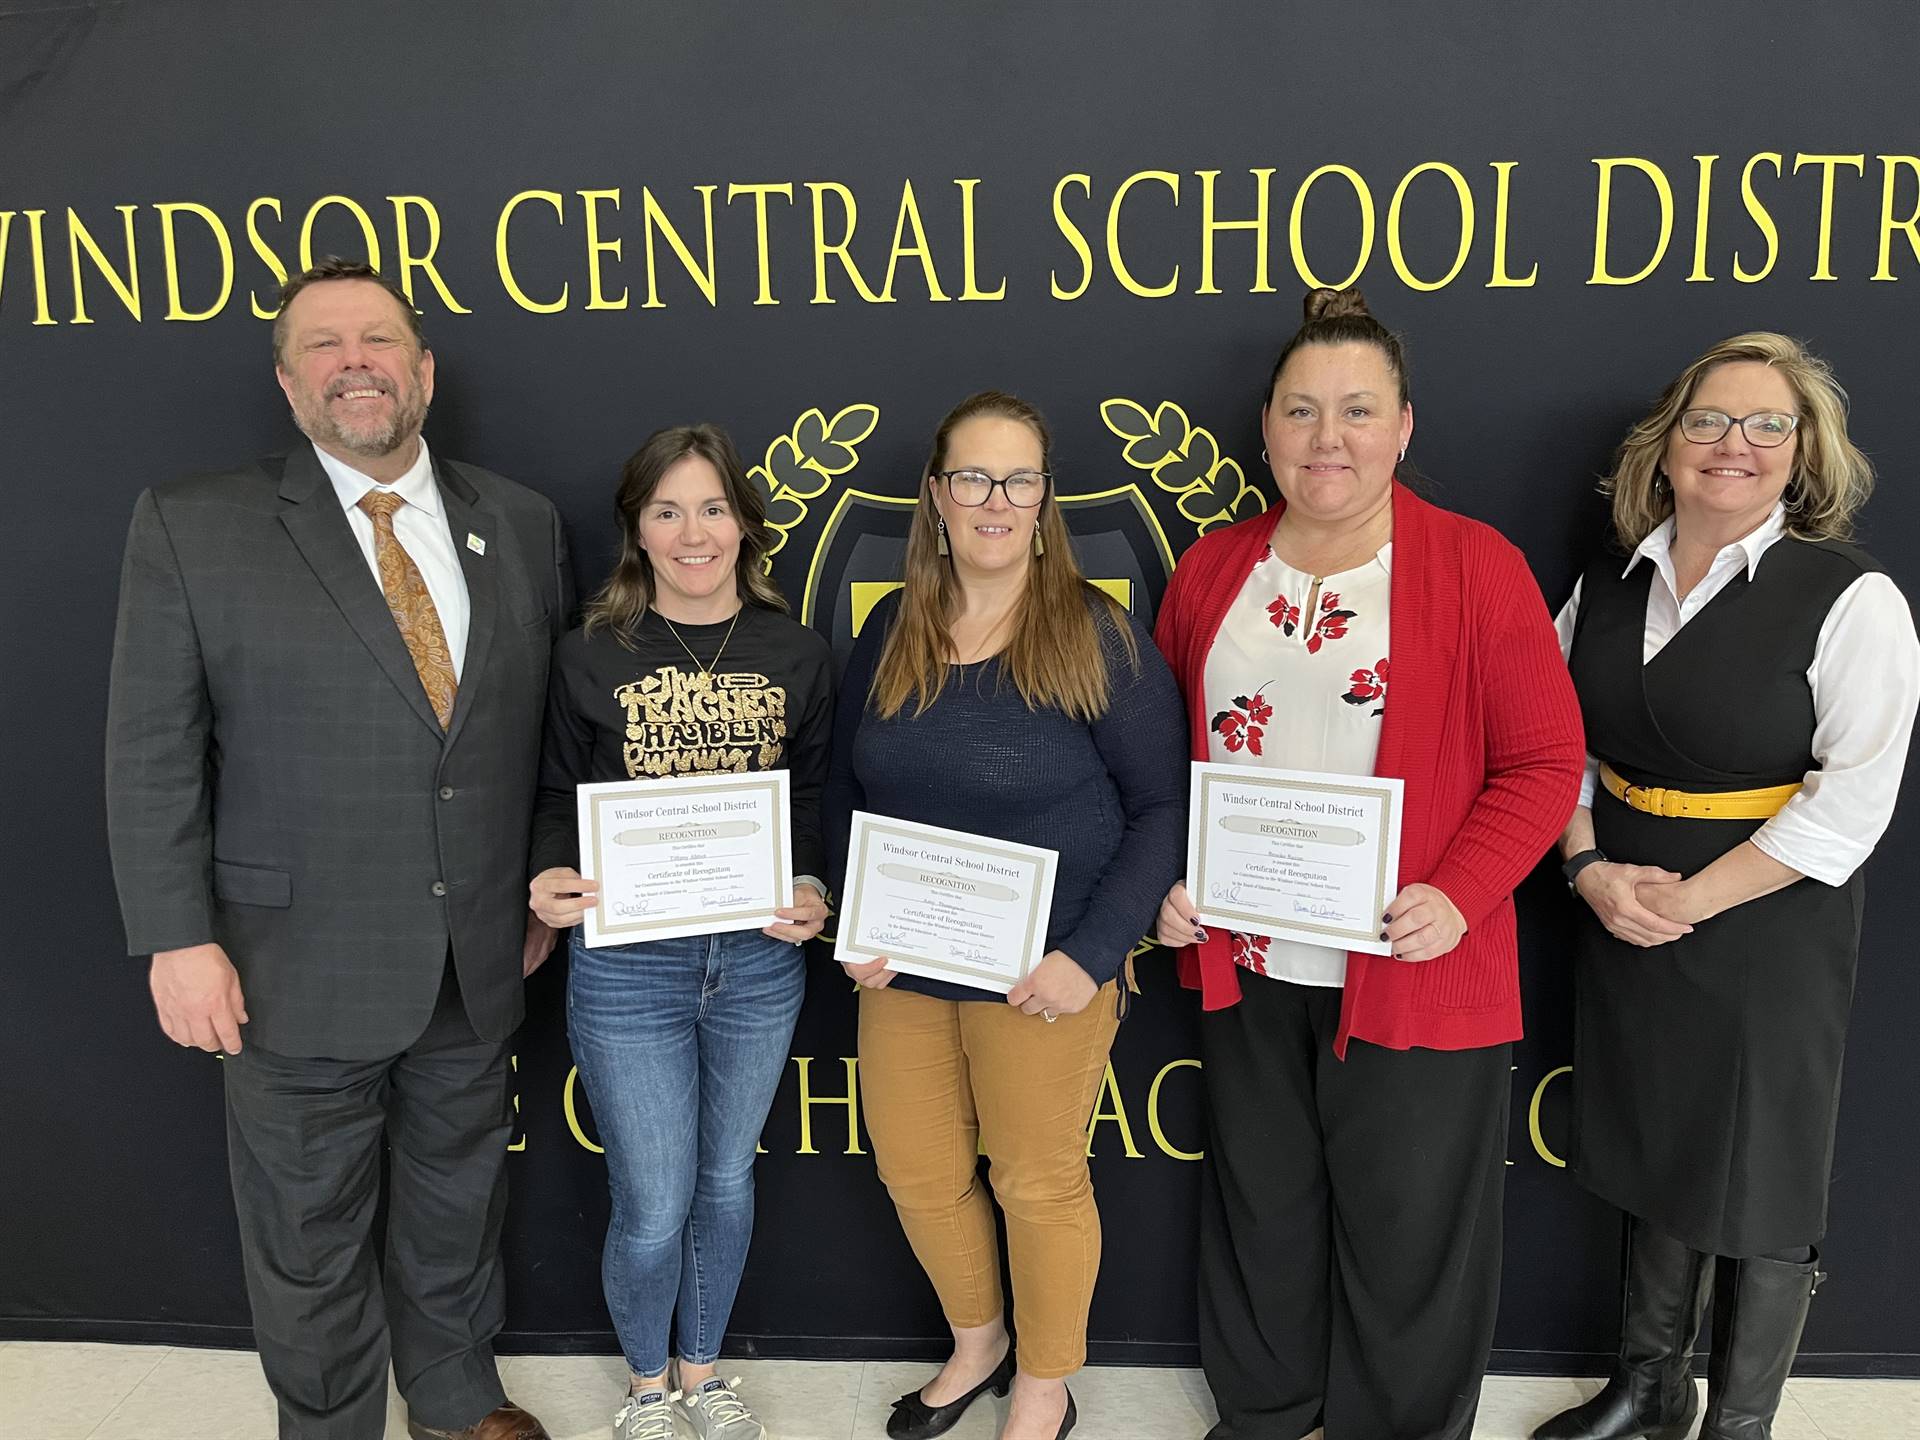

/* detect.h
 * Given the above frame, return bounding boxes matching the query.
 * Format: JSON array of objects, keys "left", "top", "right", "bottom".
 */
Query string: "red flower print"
[
  {"left": 1342, "top": 656, "right": 1390, "bottom": 716},
  {"left": 1266, "top": 592, "right": 1301, "bottom": 634},
  {"left": 1303, "top": 590, "right": 1358, "bottom": 654},
  {"left": 1230, "top": 931, "right": 1272, "bottom": 975},
  {"left": 1211, "top": 690, "right": 1273, "bottom": 756}
]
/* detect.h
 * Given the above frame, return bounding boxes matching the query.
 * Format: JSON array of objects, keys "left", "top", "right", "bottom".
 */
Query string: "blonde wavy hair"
[{"left": 1601, "top": 332, "right": 1874, "bottom": 549}]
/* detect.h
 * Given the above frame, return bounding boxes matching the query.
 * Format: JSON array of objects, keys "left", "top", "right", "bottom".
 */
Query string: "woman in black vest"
[{"left": 1535, "top": 333, "right": 1919, "bottom": 1440}]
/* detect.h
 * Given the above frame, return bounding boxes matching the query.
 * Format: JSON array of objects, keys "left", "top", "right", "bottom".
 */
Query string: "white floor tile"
[
  {"left": 0, "top": 1343, "right": 170, "bottom": 1440},
  {"left": 1, "top": 1344, "right": 1915, "bottom": 1440}
]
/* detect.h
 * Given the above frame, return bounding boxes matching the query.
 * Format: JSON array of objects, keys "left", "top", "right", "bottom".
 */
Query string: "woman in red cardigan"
[{"left": 1153, "top": 288, "right": 1585, "bottom": 1440}]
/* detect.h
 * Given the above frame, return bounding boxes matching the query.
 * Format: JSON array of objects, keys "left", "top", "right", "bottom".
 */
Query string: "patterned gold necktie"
[{"left": 356, "top": 489, "right": 457, "bottom": 729}]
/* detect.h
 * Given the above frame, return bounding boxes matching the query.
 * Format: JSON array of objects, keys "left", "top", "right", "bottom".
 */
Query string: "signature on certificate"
[{"left": 1291, "top": 899, "right": 1345, "bottom": 921}]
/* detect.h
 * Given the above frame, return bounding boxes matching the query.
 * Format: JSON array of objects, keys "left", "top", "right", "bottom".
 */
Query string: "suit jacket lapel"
[
  {"left": 436, "top": 457, "right": 497, "bottom": 748},
  {"left": 276, "top": 446, "right": 449, "bottom": 739}
]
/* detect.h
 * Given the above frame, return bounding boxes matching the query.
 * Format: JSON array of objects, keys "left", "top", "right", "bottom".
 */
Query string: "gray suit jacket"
[{"left": 106, "top": 444, "right": 572, "bottom": 1058}]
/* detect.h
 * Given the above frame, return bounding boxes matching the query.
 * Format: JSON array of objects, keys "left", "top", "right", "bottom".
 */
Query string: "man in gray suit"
[{"left": 106, "top": 258, "right": 568, "bottom": 1440}]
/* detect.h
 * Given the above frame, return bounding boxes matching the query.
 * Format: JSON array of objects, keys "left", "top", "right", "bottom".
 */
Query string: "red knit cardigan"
[{"left": 1153, "top": 484, "right": 1585, "bottom": 1055}]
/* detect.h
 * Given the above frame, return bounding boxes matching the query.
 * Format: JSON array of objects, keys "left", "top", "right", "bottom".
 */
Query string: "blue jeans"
[{"left": 566, "top": 928, "right": 805, "bottom": 1377}]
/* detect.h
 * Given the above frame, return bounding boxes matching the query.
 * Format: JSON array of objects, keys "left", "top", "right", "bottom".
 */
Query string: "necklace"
[{"left": 653, "top": 604, "right": 742, "bottom": 680}]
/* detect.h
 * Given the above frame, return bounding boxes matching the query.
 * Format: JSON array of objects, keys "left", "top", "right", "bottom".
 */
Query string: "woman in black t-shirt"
[{"left": 529, "top": 424, "right": 831, "bottom": 1440}]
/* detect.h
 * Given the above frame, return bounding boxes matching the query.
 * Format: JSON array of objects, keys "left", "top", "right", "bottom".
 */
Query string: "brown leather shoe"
[{"left": 407, "top": 1401, "right": 551, "bottom": 1440}]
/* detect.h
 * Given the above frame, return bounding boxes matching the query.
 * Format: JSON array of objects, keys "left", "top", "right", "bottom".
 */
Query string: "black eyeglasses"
[
  {"left": 933, "top": 468, "right": 1051, "bottom": 508},
  {"left": 1676, "top": 409, "right": 1800, "bottom": 448}
]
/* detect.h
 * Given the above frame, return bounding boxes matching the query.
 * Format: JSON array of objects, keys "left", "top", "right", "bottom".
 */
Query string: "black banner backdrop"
[{"left": 3, "top": 1, "right": 1917, "bottom": 1377}]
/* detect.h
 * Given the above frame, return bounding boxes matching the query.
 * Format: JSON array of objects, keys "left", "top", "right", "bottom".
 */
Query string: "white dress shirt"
[
  {"left": 1203, "top": 543, "right": 1394, "bottom": 986},
  {"left": 316, "top": 440, "right": 473, "bottom": 681},
  {"left": 1554, "top": 504, "right": 1920, "bottom": 886}
]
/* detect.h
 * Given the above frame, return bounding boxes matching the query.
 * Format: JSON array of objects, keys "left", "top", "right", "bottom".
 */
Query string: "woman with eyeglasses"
[
  {"left": 823, "top": 390, "right": 1185, "bottom": 1440},
  {"left": 1534, "top": 334, "right": 1918, "bottom": 1440},
  {"left": 1152, "top": 287, "right": 1587, "bottom": 1440}
]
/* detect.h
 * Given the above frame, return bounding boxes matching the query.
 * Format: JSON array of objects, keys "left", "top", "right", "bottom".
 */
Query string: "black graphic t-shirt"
[{"left": 530, "top": 604, "right": 835, "bottom": 883}]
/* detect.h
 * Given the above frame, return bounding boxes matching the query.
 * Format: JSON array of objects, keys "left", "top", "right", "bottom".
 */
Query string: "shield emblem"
[{"left": 794, "top": 484, "right": 1178, "bottom": 668}]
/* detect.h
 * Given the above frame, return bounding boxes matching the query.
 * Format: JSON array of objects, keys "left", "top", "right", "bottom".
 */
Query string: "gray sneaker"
[
  {"left": 612, "top": 1387, "right": 678, "bottom": 1440},
  {"left": 675, "top": 1376, "right": 768, "bottom": 1439}
]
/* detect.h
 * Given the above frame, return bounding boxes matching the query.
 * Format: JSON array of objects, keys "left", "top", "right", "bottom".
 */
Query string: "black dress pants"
[
  {"left": 1199, "top": 976, "right": 1511, "bottom": 1440},
  {"left": 222, "top": 959, "right": 514, "bottom": 1440}
]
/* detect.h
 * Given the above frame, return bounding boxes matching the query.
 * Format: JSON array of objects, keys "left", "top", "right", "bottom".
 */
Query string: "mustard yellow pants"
[{"left": 857, "top": 982, "right": 1121, "bottom": 1378}]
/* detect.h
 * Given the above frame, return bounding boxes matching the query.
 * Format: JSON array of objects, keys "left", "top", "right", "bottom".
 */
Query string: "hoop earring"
[
  {"left": 936, "top": 515, "right": 950, "bottom": 556},
  {"left": 1653, "top": 471, "right": 1670, "bottom": 496},
  {"left": 1260, "top": 447, "right": 1269, "bottom": 464},
  {"left": 1398, "top": 445, "right": 1407, "bottom": 464}
]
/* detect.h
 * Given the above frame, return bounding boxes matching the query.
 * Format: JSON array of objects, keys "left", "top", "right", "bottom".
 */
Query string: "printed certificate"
[
  {"left": 1187, "top": 762, "right": 1403, "bottom": 954},
  {"left": 577, "top": 770, "right": 792, "bottom": 948},
  {"left": 835, "top": 812, "right": 1058, "bottom": 993}
]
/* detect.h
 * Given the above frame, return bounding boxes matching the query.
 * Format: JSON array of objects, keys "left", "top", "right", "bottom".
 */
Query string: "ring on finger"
[{"left": 1042, "top": 1009, "right": 1058, "bottom": 1023}]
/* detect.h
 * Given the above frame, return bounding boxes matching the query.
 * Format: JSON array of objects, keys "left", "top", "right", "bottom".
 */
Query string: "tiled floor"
[{"left": 2, "top": 1343, "right": 1915, "bottom": 1438}]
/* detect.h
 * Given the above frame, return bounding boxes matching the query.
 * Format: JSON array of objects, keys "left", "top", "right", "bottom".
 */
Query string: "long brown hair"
[
  {"left": 583, "top": 424, "right": 788, "bottom": 645},
  {"left": 1601, "top": 332, "right": 1875, "bottom": 549},
  {"left": 871, "top": 391, "right": 1137, "bottom": 721}
]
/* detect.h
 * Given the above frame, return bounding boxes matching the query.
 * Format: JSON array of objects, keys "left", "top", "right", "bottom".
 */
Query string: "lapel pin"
[{"left": 466, "top": 533, "right": 487, "bottom": 555}]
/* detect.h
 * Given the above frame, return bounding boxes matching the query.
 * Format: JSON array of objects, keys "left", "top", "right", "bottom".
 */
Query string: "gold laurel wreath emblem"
[
  {"left": 748, "top": 404, "right": 882, "bottom": 571},
  {"left": 1098, "top": 398, "right": 1267, "bottom": 535}
]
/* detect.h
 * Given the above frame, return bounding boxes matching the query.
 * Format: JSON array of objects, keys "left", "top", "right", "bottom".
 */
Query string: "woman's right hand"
[
  {"left": 1155, "top": 880, "right": 1208, "bottom": 948},
  {"left": 841, "top": 956, "right": 895, "bottom": 989},
  {"left": 1573, "top": 862, "right": 1693, "bottom": 947},
  {"left": 529, "top": 867, "right": 599, "bottom": 928}
]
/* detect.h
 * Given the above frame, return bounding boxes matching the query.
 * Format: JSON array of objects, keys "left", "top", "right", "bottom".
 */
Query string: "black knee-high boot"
[
  {"left": 1532, "top": 1215, "right": 1712, "bottom": 1440},
  {"left": 1700, "top": 1251, "right": 1822, "bottom": 1440}
]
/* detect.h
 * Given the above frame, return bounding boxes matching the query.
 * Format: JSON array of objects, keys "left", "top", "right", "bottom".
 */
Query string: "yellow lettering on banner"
[
  {"left": 579, "top": 188, "right": 628, "bottom": 309},
  {"left": 1486, "top": 162, "right": 1538, "bottom": 287},
  {"left": 955, "top": 178, "right": 1006, "bottom": 300},
  {"left": 1687, "top": 155, "right": 1719, "bottom": 282},
  {"left": 1106, "top": 169, "right": 1181, "bottom": 298},
  {"left": 641, "top": 184, "right": 719, "bottom": 308},
  {"left": 1733, "top": 152, "right": 1783, "bottom": 283},
  {"left": 1050, "top": 173, "right": 1095, "bottom": 300},
  {"left": 66, "top": 205, "right": 142, "bottom": 323},
  {"left": 794, "top": 1056, "right": 866, "bottom": 1154},
  {"left": 879, "top": 179, "right": 950, "bottom": 303},
  {"left": 25, "top": 208, "right": 62, "bottom": 328},
  {"left": 20, "top": 210, "right": 56, "bottom": 325},
  {"left": 806, "top": 182, "right": 885, "bottom": 304},
  {"left": 563, "top": 1064, "right": 605, "bottom": 1154},
  {"left": 1146, "top": 1058, "right": 1204, "bottom": 1161},
  {"left": 1387, "top": 161, "right": 1474, "bottom": 292},
  {"left": 1196, "top": 168, "right": 1275, "bottom": 295},
  {"left": 388, "top": 195, "right": 471, "bottom": 313},
  {"left": 1871, "top": 155, "right": 1920, "bottom": 281},
  {"left": 1289, "top": 164, "right": 1374, "bottom": 291},
  {"left": 495, "top": 190, "right": 569, "bottom": 313},
  {"left": 1588, "top": 157, "right": 1673, "bottom": 285},
  {"left": 507, "top": 1053, "right": 527, "bottom": 1153},
  {"left": 0, "top": 211, "right": 12, "bottom": 318},
  {"left": 1085, "top": 1061, "right": 1144, "bottom": 1159},
  {"left": 1793, "top": 154, "right": 1866, "bottom": 281},
  {"left": 246, "top": 197, "right": 288, "bottom": 319},
  {"left": 1528, "top": 1064, "right": 1572, "bottom": 1168},
  {"left": 727, "top": 182, "right": 794, "bottom": 306},
  {"left": 297, "top": 194, "right": 381, "bottom": 272},
  {"left": 154, "top": 202, "right": 233, "bottom": 322}
]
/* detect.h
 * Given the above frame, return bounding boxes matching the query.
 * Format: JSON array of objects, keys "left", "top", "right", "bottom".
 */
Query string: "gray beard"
[{"left": 298, "top": 395, "right": 430, "bottom": 459}]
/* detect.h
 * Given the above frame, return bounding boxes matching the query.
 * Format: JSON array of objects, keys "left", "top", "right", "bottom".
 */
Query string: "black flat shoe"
[
  {"left": 1054, "top": 1387, "right": 1077, "bottom": 1439},
  {"left": 886, "top": 1349, "right": 1014, "bottom": 1440}
]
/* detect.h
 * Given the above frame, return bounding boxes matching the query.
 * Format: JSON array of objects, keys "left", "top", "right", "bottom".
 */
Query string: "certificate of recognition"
[
  {"left": 576, "top": 770, "right": 792, "bottom": 948},
  {"left": 835, "top": 812, "right": 1058, "bottom": 993},
  {"left": 1187, "top": 763, "right": 1404, "bottom": 954}
]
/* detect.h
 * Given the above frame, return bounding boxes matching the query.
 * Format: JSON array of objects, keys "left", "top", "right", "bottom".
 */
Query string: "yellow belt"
[{"left": 1599, "top": 762, "right": 1799, "bottom": 820}]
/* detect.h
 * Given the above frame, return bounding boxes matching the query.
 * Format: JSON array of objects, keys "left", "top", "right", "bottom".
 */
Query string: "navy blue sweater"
[{"left": 824, "top": 589, "right": 1188, "bottom": 1002}]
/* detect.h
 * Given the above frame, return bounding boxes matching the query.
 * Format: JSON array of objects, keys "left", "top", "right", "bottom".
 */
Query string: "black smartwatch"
[{"left": 1561, "top": 848, "right": 1608, "bottom": 890}]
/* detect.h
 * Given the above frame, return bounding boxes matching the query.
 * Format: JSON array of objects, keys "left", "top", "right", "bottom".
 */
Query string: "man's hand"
[
  {"left": 151, "top": 943, "right": 249, "bottom": 1053},
  {"left": 522, "top": 914, "right": 558, "bottom": 977}
]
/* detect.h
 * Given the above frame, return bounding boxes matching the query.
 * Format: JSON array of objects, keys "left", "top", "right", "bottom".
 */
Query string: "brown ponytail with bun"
[{"left": 1263, "top": 286, "right": 1410, "bottom": 408}]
